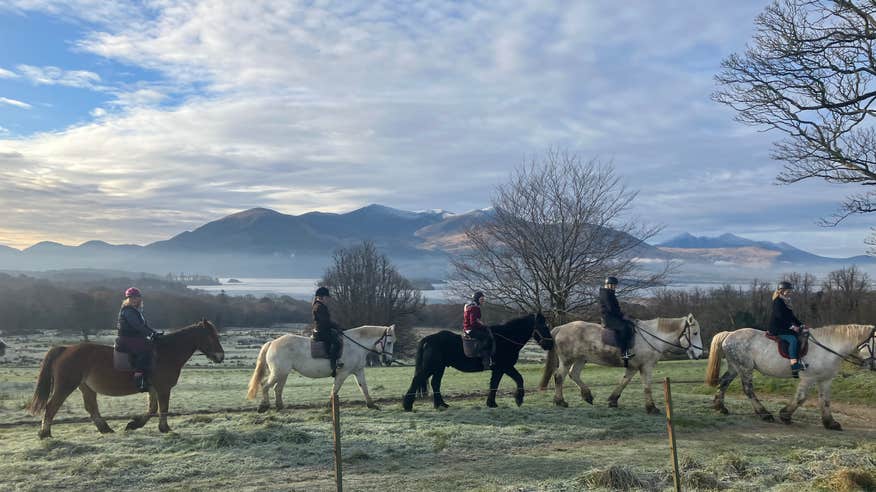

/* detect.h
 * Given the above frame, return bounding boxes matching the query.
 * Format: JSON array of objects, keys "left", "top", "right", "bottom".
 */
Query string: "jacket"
[
  {"left": 117, "top": 305, "right": 155, "bottom": 338},
  {"left": 312, "top": 300, "right": 340, "bottom": 334},
  {"left": 599, "top": 287, "right": 623, "bottom": 322},
  {"left": 463, "top": 302, "right": 486, "bottom": 333},
  {"left": 768, "top": 297, "right": 802, "bottom": 337}
]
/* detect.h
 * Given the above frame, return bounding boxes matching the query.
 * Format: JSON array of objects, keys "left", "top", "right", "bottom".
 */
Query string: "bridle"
[
  {"left": 636, "top": 317, "right": 703, "bottom": 354},
  {"left": 491, "top": 314, "right": 553, "bottom": 347},
  {"left": 808, "top": 326, "right": 876, "bottom": 368},
  {"left": 341, "top": 327, "right": 395, "bottom": 362}
]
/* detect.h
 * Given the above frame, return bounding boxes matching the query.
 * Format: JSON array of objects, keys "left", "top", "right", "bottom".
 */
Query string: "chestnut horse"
[{"left": 28, "top": 319, "right": 224, "bottom": 438}]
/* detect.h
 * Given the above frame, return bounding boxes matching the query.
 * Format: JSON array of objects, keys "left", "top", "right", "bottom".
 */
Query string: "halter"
[{"left": 808, "top": 326, "right": 876, "bottom": 368}]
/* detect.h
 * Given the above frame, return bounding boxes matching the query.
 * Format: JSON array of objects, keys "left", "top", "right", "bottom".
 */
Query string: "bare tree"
[
  {"left": 321, "top": 241, "right": 424, "bottom": 350},
  {"left": 451, "top": 151, "right": 670, "bottom": 322},
  {"left": 714, "top": 1, "right": 876, "bottom": 245},
  {"left": 821, "top": 265, "right": 870, "bottom": 320}
]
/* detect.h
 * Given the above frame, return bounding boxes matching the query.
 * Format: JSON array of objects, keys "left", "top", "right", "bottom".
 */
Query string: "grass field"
[{"left": 1, "top": 330, "right": 874, "bottom": 491}]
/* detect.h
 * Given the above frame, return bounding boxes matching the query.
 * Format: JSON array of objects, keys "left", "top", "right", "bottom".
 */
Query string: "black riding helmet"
[
  {"left": 605, "top": 276, "right": 619, "bottom": 286},
  {"left": 315, "top": 286, "right": 331, "bottom": 298},
  {"left": 777, "top": 281, "right": 794, "bottom": 291},
  {"left": 473, "top": 291, "right": 485, "bottom": 304}
]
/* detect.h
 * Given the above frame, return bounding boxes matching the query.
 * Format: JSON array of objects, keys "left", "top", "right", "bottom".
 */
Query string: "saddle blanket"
[{"left": 765, "top": 333, "right": 809, "bottom": 359}]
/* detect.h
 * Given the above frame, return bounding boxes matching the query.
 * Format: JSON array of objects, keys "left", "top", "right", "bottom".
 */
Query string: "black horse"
[{"left": 402, "top": 312, "right": 554, "bottom": 411}]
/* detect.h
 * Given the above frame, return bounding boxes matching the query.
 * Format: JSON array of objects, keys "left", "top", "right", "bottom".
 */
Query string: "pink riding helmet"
[{"left": 125, "top": 287, "right": 142, "bottom": 298}]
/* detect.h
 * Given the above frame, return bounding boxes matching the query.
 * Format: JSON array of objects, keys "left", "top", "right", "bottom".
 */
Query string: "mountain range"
[{"left": 0, "top": 205, "right": 872, "bottom": 277}]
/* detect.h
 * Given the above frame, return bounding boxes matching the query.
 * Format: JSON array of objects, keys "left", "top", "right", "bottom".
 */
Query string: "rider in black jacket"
[
  {"left": 117, "top": 287, "right": 160, "bottom": 391},
  {"left": 600, "top": 277, "right": 635, "bottom": 367},
  {"left": 312, "top": 287, "right": 344, "bottom": 376},
  {"left": 768, "top": 281, "right": 806, "bottom": 375}
]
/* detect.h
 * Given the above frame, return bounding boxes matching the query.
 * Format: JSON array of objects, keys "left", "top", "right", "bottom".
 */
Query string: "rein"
[
  {"left": 340, "top": 328, "right": 393, "bottom": 358},
  {"left": 807, "top": 327, "right": 876, "bottom": 367},
  {"left": 490, "top": 314, "right": 552, "bottom": 347},
  {"left": 635, "top": 319, "right": 702, "bottom": 353}
]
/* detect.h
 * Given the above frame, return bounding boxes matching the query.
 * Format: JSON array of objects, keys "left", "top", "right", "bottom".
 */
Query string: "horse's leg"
[
  {"left": 126, "top": 390, "right": 157, "bottom": 431},
  {"left": 779, "top": 377, "right": 813, "bottom": 424},
  {"left": 639, "top": 363, "right": 660, "bottom": 415},
  {"left": 607, "top": 366, "right": 636, "bottom": 408},
  {"left": 353, "top": 368, "right": 379, "bottom": 410},
  {"left": 258, "top": 369, "right": 278, "bottom": 413},
  {"left": 817, "top": 379, "right": 842, "bottom": 431},
  {"left": 80, "top": 384, "right": 113, "bottom": 434},
  {"left": 157, "top": 388, "right": 172, "bottom": 433},
  {"left": 431, "top": 367, "right": 448, "bottom": 409},
  {"left": 38, "top": 376, "right": 78, "bottom": 439},
  {"left": 713, "top": 366, "right": 737, "bottom": 414},
  {"left": 567, "top": 360, "right": 593, "bottom": 405},
  {"left": 505, "top": 366, "right": 525, "bottom": 407},
  {"left": 486, "top": 368, "right": 503, "bottom": 408},
  {"left": 740, "top": 369, "right": 773, "bottom": 422},
  {"left": 329, "top": 371, "right": 351, "bottom": 407},
  {"left": 403, "top": 370, "right": 427, "bottom": 412},
  {"left": 274, "top": 372, "right": 289, "bottom": 411},
  {"left": 553, "top": 357, "right": 570, "bottom": 407}
]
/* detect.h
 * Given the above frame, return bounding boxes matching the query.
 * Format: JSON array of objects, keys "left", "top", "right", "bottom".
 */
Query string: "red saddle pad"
[{"left": 765, "top": 333, "right": 809, "bottom": 359}]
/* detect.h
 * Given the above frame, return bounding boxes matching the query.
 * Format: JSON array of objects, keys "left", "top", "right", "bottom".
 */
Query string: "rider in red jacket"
[{"left": 463, "top": 292, "right": 493, "bottom": 368}]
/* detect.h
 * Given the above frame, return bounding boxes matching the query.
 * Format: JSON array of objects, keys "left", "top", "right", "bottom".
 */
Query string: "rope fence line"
[{"left": 0, "top": 379, "right": 710, "bottom": 429}]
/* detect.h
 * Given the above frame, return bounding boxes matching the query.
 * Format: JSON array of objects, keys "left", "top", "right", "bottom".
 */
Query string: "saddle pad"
[
  {"left": 310, "top": 339, "right": 344, "bottom": 359},
  {"left": 765, "top": 333, "right": 809, "bottom": 359},
  {"left": 601, "top": 329, "right": 620, "bottom": 348},
  {"left": 113, "top": 350, "right": 135, "bottom": 371},
  {"left": 461, "top": 335, "right": 480, "bottom": 358}
]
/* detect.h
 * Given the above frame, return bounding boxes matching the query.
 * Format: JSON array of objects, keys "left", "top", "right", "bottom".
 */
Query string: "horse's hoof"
[
  {"left": 38, "top": 429, "right": 51, "bottom": 439},
  {"left": 159, "top": 424, "right": 171, "bottom": 433},
  {"left": 275, "top": 404, "right": 284, "bottom": 411},
  {"left": 403, "top": 406, "right": 413, "bottom": 412},
  {"left": 608, "top": 399, "right": 619, "bottom": 409},
  {"left": 824, "top": 420, "right": 842, "bottom": 431},
  {"left": 125, "top": 421, "right": 141, "bottom": 431},
  {"left": 486, "top": 401, "right": 498, "bottom": 408},
  {"left": 645, "top": 405, "right": 661, "bottom": 415},
  {"left": 779, "top": 410, "right": 793, "bottom": 424},
  {"left": 761, "top": 414, "right": 775, "bottom": 423},
  {"left": 554, "top": 399, "right": 568, "bottom": 408},
  {"left": 438, "top": 402, "right": 449, "bottom": 409},
  {"left": 717, "top": 405, "right": 729, "bottom": 415},
  {"left": 99, "top": 426, "right": 115, "bottom": 434},
  {"left": 257, "top": 405, "right": 269, "bottom": 413},
  {"left": 367, "top": 403, "right": 381, "bottom": 410},
  {"left": 583, "top": 394, "right": 594, "bottom": 405}
]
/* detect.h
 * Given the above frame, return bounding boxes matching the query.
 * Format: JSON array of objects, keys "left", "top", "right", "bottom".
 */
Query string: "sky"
[{"left": 0, "top": 0, "right": 872, "bottom": 257}]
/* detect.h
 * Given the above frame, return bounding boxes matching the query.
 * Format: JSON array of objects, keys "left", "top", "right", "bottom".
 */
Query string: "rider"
[
  {"left": 312, "top": 287, "right": 344, "bottom": 376},
  {"left": 117, "top": 287, "right": 160, "bottom": 392},
  {"left": 463, "top": 291, "right": 493, "bottom": 368},
  {"left": 600, "top": 276, "right": 635, "bottom": 367},
  {"left": 768, "top": 281, "right": 806, "bottom": 377}
]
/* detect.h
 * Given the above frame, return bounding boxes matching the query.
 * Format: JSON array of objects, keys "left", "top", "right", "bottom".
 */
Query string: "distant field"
[{"left": 0, "top": 330, "right": 874, "bottom": 491}]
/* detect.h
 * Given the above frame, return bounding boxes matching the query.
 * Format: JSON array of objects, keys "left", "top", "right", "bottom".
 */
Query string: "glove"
[{"left": 148, "top": 331, "right": 164, "bottom": 342}]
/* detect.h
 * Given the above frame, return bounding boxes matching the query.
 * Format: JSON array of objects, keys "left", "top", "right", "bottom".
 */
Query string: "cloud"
[
  {"left": 0, "top": 96, "right": 31, "bottom": 109},
  {"left": 16, "top": 64, "right": 102, "bottom": 89},
  {"left": 0, "top": 67, "right": 18, "bottom": 79},
  {"left": 0, "top": 0, "right": 870, "bottom": 256}
]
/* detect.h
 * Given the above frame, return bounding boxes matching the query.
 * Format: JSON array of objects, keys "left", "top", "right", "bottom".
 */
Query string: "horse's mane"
[
  {"left": 347, "top": 325, "right": 391, "bottom": 339},
  {"left": 652, "top": 317, "right": 686, "bottom": 334},
  {"left": 811, "top": 324, "right": 874, "bottom": 346},
  {"left": 491, "top": 313, "right": 534, "bottom": 333},
  {"left": 160, "top": 321, "right": 216, "bottom": 343}
]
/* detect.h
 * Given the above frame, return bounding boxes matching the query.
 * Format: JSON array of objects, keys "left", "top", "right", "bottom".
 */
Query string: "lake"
[{"left": 191, "top": 277, "right": 456, "bottom": 303}]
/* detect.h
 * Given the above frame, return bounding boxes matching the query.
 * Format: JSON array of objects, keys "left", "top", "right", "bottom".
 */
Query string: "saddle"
[
  {"left": 113, "top": 336, "right": 152, "bottom": 372},
  {"left": 765, "top": 333, "right": 809, "bottom": 359},
  {"left": 600, "top": 324, "right": 637, "bottom": 349},
  {"left": 461, "top": 329, "right": 494, "bottom": 359},
  {"left": 310, "top": 338, "right": 344, "bottom": 360}
]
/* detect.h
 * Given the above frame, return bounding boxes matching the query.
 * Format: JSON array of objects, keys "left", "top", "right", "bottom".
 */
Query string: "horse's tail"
[
  {"left": 538, "top": 346, "right": 558, "bottom": 390},
  {"left": 705, "top": 331, "right": 732, "bottom": 387},
  {"left": 246, "top": 341, "right": 271, "bottom": 400},
  {"left": 28, "top": 346, "right": 66, "bottom": 415},
  {"left": 414, "top": 337, "right": 429, "bottom": 398}
]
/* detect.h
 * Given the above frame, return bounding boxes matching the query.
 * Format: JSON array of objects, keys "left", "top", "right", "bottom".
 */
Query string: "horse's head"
[
  {"left": 196, "top": 318, "right": 225, "bottom": 363},
  {"left": 533, "top": 312, "right": 554, "bottom": 350},
  {"left": 681, "top": 314, "right": 704, "bottom": 360},
  {"left": 375, "top": 325, "right": 396, "bottom": 366},
  {"left": 0, "top": 338, "right": 6, "bottom": 358},
  {"left": 857, "top": 326, "right": 876, "bottom": 371}
]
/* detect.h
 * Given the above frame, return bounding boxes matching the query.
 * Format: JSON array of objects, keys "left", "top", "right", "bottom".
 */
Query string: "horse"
[
  {"left": 246, "top": 325, "right": 395, "bottom": 412},
  {"left": 27, "top": 319, "right": 224, "bottom": 439},
  {"left": 538, "top": 315, "right": 703, "bottom": 414},
  {"left": 402, "top": 312, "right": 554, "bottom": 411},
  {"left": 706, "top": 324, "right": 876, "bottom": 430},
  {"left": 0, "top": 338, "right": 6, "bottom": 357}
]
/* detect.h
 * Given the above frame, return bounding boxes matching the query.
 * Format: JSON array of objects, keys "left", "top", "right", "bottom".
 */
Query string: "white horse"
[
  {"left": 539, "top": 315, "right": 704, "bottom": 414},
  {"left": 706, "top": 324, "right": 876, "bottom": 430},
  {"left": 246, "top": 325, "right": 395, "bottom": 411}
]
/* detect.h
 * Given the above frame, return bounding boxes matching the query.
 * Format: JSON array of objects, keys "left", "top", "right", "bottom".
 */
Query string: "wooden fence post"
[
  {"left": 331, "top": 393, "right": 343, "bottom": 492},
  {"left": 664, "top": 377, "right": 681, "bottom": 492}
]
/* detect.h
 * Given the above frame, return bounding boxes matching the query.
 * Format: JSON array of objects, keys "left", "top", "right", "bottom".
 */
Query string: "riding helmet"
[
  {"left": 605, "top": 277, "right": 619, "bottom": 286},
  {"left": 315, "top": 286, "right": 331, "bottom": 298},
  {"left": 777, "top": 281, "right": 794, "bottom": 291},
  {"left": 124, "top": 287, "right": 142, "bottom": 298}
]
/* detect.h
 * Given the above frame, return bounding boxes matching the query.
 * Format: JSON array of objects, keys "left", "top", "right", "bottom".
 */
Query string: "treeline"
[{"left": 0, "top": 273, "right": 312, "bottom": 337}]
